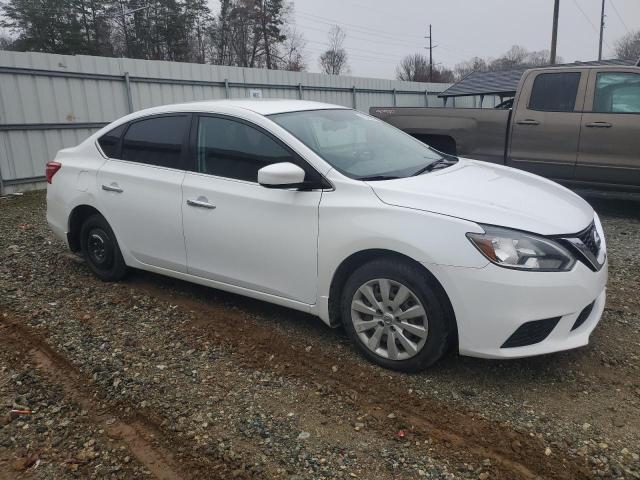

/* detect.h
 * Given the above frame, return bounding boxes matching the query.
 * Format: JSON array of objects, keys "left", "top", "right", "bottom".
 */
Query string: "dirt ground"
[{"left": 1, "top": 190, "right": 639, "bottom": 479}]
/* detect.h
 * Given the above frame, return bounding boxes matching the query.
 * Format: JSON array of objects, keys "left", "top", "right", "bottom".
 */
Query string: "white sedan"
[{"left": 46, "top": 100, "right": 608, "bottom": 371}]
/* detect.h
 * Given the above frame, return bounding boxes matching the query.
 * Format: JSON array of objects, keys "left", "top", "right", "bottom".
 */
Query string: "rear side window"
[
  {"left": 121, "top": 115, "right": 189, "bottom": 168},
  {"left": 97, "top": 124, "right": 126, "bottom": 158},
  {"left": 594, "top": 72, "right": 640, "bottom": 113},
  {"left": 528, "top": 72, "right": 581, "bottom": 112},
  {"left": 196, "top": 116, "right": 297, "bottom": 182}
]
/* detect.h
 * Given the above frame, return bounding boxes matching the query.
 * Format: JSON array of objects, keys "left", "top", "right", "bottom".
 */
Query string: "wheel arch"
[
  {"left": 327, "top": 249, "right": 458, "bottom": 342},
  {"left": 67, "top": 204, "right": 104, "bottom": 252}
]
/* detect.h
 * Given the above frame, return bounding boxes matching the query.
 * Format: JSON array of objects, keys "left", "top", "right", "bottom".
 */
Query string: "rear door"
[
  {"left": 508, "top": 69, "right": 588, "bottom": 180},
  {"left": 97, "top": 114, "right": 190, "bottom": 272},
  {"left": 575, "top": 69, "right": 640, "bottom": 188}
]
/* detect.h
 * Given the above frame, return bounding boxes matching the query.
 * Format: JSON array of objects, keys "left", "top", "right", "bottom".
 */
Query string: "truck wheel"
[
  {"left": 341, "top": 258, "right": 453, "bottom": 372},
  {"left": 80, "top": 214, "right": 127, "bottom": 281}
]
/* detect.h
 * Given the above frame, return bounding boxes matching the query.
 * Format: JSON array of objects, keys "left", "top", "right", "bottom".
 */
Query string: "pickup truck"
[{"left": 371, "top": 65, "right": 640, "bottom": 192}]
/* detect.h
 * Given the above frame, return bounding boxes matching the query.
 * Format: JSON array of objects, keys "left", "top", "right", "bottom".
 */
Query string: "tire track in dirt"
[
  {"left": 132, "top": 277, "right": 593, "bottom": 480},
  {"left": 0, "top": 312, "right": 246, "bottom": 480}
]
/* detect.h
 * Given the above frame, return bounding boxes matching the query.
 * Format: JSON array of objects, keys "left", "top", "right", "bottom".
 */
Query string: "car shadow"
[{"left": 128, "top": 268, "right": 594, "bottom": 388}]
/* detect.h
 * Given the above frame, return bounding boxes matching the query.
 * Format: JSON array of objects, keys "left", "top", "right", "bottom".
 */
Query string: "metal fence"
[{"left": 0, "top": 51, "right": 462, "bottom": 194}]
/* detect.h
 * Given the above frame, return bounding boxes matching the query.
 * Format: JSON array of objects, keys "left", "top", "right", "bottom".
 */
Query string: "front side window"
[
  {"left": 269, "top": 109, "right": 448, "bottom": 180},
  {"left": 121, "top": 115, "right": 189, "bottom": 168},
  {"left": 196, "top": 116, "right": 296, "bottom": 182},
  {"left": 594, "top": 72, "right": 640, "bottom": 113},
  {"left": 528, "top": 72, "right": 581, "bottom": 112},
  {"left": 97, "top": 124, "right": 126, "bottom": 158}
]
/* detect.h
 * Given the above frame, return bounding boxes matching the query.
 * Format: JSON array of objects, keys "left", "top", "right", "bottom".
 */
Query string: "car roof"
[{"left": 132, "top": 99, "right": 349, "bottom": 117}]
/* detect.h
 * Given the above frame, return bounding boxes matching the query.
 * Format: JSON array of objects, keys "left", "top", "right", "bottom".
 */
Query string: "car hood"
[{"left": 368, "top": 158, "right": 593, "bottom": 235}]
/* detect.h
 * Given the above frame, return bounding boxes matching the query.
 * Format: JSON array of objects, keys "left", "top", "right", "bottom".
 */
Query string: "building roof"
[{"left": 439, "top": 59, "right": 637, "bottom": 98}]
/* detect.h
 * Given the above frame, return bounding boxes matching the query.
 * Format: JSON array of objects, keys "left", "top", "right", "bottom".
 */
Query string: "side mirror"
[{"left": 258, "top": 162, "right": 306, "bottom": 189}]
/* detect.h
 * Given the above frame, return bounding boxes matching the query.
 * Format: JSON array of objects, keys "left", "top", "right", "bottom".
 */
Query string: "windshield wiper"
[
  {"left": 411, "top": 158, "right": 457, "bottom": 177},
  {"left": 358, "top": 175, "right": 401, "bottom": 181}
]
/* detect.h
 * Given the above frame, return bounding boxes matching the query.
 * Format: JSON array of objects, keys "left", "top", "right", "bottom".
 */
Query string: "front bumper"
[{"left": 427, "top": 258, "right": 608, "bottom": 359}]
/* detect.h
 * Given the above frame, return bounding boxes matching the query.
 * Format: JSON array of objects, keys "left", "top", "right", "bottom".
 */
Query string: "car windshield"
[{"left": 269, "top": 109, "right": 453, "bottom": 180}]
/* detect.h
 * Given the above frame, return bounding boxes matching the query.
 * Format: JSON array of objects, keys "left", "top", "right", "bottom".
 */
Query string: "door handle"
[
  {"left": 101, "top": 183, "right": 123, "bottom": 193},
  {"left": 585, "top": 121, "right": 612, "bottom": 128},
  {"left": 187, "top": 197, "right": 216, "bottom": 209},
  {"left": 516, "top": 119, "right": 540, "bottom": 125}
]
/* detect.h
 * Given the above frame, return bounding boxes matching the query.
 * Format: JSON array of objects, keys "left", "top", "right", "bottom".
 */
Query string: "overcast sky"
[{"left": 289, "top": 0, "right": 639, "bottom": 79}]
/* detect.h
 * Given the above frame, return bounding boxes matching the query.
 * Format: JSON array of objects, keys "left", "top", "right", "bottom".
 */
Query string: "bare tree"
[
  {"left": 0, "top": 34, "right": 12, "bottom": 50},
  {"left": 319, "top": 25, "right": 349, "bottom": 75},
  {"left": 396, "top": 53, "right": 430, "bottom": 81},
  {"left": 452, "top": 45, "right": 562, "bottom": 80},
  {"left": 396, "top": 53, "right": 454, "bottom": 82},
  {"left": 431, "top": 66, "right": 455, "bottom": 83},
  {"left": 279, "top": 25, "right": 306, "bottom": 71},
  {"left": 454, "top": 57, "right": 488, "bottom": 79},
  {"left": 488, "top": 45, "right": 529, "bottom": 71},
  {"left": 614, "top": 30, "right": 640, "bottom": 62}
]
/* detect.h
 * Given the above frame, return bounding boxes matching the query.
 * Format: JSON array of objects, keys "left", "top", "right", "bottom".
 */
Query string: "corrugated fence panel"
[{"left": 0, "top": 51, "right": 455, "bottom": 192}]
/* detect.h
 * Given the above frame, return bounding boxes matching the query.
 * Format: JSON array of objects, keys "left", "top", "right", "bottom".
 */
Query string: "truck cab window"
[
  {"left": 594, "top": 72, "right": 640, "bottom": 113},
  {"left": 528, "top": 72, "right": 581, "bottom": 112}
]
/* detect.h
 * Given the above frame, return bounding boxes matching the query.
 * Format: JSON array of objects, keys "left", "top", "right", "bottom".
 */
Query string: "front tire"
[
  {"left": 341, "top": 258, "right": 453, "bottom": 372},
  {"left": 80, "top": 214, "right": 127, "bottom": 282}
]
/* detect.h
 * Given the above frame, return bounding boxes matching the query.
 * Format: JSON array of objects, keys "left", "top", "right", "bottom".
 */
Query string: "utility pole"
[
  {"left": 598, "top": 0, "right": 605, "bottom": 61},
  {"left": 425, "top": 24, "right": 434, "bottom": 82},
  {"left": 550, "top": 0, "right": 560, "bottom": 64}
]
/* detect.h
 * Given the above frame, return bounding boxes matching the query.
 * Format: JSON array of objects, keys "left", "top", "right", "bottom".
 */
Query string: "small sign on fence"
[{"left": 249, "top": 89, "right": 263, "bottom": 99}]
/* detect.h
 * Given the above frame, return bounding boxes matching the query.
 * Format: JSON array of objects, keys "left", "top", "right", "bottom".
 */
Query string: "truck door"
[
  {"left": 508, "top": 70, "right": 588, "bottom": 181},
  {"left": 575, "top": 69, "right": 640, "bottom": 188}
]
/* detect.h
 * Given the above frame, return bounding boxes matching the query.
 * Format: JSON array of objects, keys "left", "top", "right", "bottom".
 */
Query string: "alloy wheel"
[{"left": 350, "top": 278, "right": 429, "bottom": 360}]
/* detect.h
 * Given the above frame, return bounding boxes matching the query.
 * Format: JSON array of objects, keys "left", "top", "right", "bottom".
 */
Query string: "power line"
[
  {"left": 296, "top": 10, "right": 426, "bottom": 42},
  {"left": 296, "top": 20, "right": 468, "bottom": 65},
  {"left": 305, "top": 40, "right": 404, "bottom": 61},
  {"left": 609, "top": 0, "right": 631, "bottom": 34},
  {"left": 572, "top": 0, "right": 599, "bottom": 31},
  {"left": 295, "top": 10, "right": 473, "bottom": 60},
  {"left": 296, "top": 16, "right": 425, "bottom": 48},
  {"left": 571, "top": 0, "right": 612, "bottom": 52},
  {"left": 298, "top": 23, "right": 422, "bottom": 56},
  {"left": 305, "top": 43, "right": 402, "bottom": 62}
]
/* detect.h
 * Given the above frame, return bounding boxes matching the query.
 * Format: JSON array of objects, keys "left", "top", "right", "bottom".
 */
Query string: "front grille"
[
  {"left": 501, "top": 317, "right": 561, "bottom": 348},
  {"left": 571, "top": 301, "right": 595, "bottom": 331},
  {"left": 576, "top": 223, "right": 600, "bottom": 258},
  {"left": 560, "top": 222, "right": 604, "bottom": 272}
]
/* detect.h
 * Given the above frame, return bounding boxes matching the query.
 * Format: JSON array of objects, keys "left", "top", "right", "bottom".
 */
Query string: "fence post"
[
  {"left": 298, "top": 83, "right": 303, "bottom": 100},
  {"left": 425, "top": 90, "right": 429, "bottom": 107},
  {"left": 123, "top": 72, "right": 134, "bottom": 113},
  {"left": 392, "top": 88, "right": 397, "bottom": 107},
  {"left": 224, "top": 79, "right": 230, "bottom": 98},
  {"left": 352, "top": 86, "right": 357, "bottom": 109}
]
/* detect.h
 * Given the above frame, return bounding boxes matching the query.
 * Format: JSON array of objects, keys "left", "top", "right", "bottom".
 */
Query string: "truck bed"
[{"left": 370, "top": 107, "right": 511, "bottom": 165}]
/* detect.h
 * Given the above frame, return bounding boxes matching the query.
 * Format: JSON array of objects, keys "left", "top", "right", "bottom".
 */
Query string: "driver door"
[{"left": 181, "top": 114, "right": 324, "bottom": 304}]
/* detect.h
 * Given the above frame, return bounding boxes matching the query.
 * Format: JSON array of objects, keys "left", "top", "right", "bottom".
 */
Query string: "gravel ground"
[{"left": 1, "top": 190, "right": 639, "bottom": 479}]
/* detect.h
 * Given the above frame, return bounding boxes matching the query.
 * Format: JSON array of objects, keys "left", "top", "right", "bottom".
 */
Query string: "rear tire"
[
  {"left": 80, "top": 214, "right": 127, "bottom": 282},
  {"left": 341, "top": 258, "right": 453, "bottom": 372}
]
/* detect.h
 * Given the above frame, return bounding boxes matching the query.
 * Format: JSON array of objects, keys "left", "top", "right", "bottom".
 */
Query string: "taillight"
[{"left": 45, "top": 161, "right": 62, "bottom": 184}]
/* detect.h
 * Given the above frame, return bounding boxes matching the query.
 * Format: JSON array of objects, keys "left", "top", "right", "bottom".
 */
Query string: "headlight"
[{"left": 467, "top": 225, "right": 575, "bottom": 271}]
